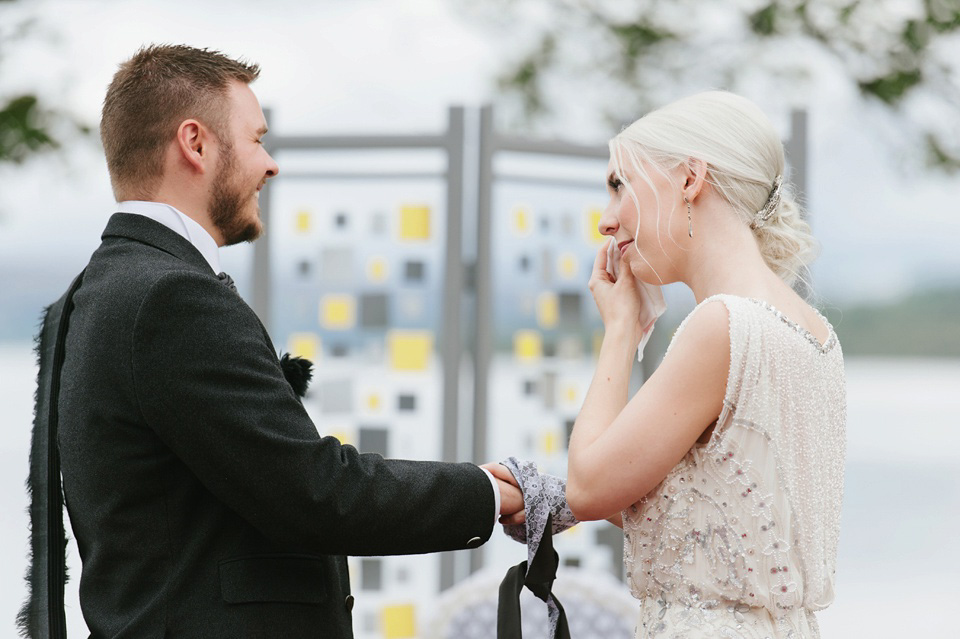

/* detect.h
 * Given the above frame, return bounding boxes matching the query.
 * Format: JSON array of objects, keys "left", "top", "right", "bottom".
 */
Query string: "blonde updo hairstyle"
[{"left": 608, "top": 91, "right": 817, "bottom": 288}]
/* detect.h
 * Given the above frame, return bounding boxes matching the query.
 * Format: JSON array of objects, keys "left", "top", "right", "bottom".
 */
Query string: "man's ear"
[
  {"left": 175, "top": 119, "right": 208, "bottom": 174},
  {"left": 682, "top": 157, "right": 708, "bottom": 202}
]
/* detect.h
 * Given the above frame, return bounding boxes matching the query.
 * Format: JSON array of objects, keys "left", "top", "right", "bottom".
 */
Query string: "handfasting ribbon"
[{"left": 497, "top": 457, "right": 579, "bottom": 639}]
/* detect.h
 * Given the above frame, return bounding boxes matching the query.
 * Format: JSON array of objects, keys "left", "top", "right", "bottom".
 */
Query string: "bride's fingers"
[{"left": 593, "top": 238, "right": 611, "bottom": 275}]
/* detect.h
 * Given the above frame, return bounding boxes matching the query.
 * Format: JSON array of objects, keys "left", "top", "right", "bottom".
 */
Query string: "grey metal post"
[
  {"left": 469, "top": 104, "right": 495, "bottom": 574},
  {"left": 439, "top": 107, "right": 465, "bottom": 591},
  {"left": 786, "top": 109, "right": 808, "bottom": 206},
  {"left": 441, "top": 106, "right": 465, "bottom": 465},
  {"left": 251, "top": 108, "right": 274, "bottom": 328}
]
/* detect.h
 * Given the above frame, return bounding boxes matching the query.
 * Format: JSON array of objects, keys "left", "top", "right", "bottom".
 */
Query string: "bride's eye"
[{"left": 607, "top": 177, "right": 623, "bottom": 192}]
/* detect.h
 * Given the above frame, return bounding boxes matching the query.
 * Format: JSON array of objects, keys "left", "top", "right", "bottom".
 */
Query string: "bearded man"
[{"left": 25, "top": 44, "right": 521, "bottom": 639}]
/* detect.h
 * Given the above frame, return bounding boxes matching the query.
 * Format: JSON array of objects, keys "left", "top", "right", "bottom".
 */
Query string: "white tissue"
[{"left": 605, "top": 239, "right": 667, "bottom": 362}]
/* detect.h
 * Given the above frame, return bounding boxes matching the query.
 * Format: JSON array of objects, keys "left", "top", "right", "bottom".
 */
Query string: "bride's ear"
[{"left": 682, "top": 158, "right": 708, "bottom": 203}]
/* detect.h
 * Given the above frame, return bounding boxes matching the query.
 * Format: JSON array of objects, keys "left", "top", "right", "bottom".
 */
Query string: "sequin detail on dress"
[{"left": 622, "top": 295, "right": 846, "bottom": 639}]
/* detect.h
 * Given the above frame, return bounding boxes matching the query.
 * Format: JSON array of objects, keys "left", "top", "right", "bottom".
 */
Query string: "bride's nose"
[{"left": 598, "top": 207, "right": 619, "bottom": 236}]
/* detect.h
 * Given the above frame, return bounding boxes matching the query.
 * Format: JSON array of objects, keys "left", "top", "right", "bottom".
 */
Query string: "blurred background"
[{"left": 1, "top": 0, "right": 958, "bottom": 637}]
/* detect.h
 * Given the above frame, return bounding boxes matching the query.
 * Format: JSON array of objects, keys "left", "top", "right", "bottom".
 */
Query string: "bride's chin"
[{"left": 627, "top": 260, "right": 666, "bottom": 287}]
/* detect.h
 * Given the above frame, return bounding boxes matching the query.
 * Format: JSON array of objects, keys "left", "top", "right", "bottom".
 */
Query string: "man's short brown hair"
[{"left": 100, "top": 44, "right": 260, "bottom": 200}]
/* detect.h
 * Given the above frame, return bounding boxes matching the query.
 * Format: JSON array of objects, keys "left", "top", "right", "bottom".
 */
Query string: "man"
[{"left": 43, "top": 45, "right": 521, "bottom": 637}]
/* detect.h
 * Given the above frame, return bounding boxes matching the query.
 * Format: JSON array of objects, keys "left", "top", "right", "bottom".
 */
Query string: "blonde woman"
[{"left": 497, "top": 91, "right": 845, "bottom": 638}]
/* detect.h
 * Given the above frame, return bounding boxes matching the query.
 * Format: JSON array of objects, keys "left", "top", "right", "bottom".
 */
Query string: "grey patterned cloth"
[{"left": 499, "top": 457, "right": 579, "bottom": 637}]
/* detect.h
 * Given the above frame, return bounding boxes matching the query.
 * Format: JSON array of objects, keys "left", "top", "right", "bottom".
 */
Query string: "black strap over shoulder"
[
  {"left": 19, "top": 269, "right": 85, "bottom": 639},
  {"left": 497, "top": 513, "right": 571, "bottom": 639}
]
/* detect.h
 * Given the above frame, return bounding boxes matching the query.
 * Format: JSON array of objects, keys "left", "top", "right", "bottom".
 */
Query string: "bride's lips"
[{"left": 617, "top": 239, "right": 633, "bottom": 253}]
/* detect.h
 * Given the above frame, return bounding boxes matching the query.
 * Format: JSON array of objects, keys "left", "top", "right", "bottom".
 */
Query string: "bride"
[{"left": 497, "top": 91, "right": 845, "bottom": 638}]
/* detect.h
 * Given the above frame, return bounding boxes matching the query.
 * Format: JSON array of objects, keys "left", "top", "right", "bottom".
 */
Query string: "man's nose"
[{"left": 265, "top": 153, "right": 279, "bottom": 178}]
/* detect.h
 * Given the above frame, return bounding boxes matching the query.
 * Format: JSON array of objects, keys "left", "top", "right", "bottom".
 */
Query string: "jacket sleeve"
[{"left": 130, "top": 270, "right": 494, "bottom": 555}]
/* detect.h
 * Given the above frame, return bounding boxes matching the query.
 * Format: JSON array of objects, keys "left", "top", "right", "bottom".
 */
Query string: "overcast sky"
[{"left": 1, "top": 0, "right": 959, "bottom": 311}]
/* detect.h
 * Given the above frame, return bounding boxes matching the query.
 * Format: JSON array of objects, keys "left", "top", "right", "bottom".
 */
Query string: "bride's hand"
[{"left": 588, "top": 239, "right": 645, "bottom": 343}]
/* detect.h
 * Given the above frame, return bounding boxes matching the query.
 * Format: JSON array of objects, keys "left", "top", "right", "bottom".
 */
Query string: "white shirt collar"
[{"left": 116, "top": 201, "right": 221, "bottom": 274}]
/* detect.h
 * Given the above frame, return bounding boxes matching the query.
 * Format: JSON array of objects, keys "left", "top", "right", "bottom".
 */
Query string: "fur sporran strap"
[{"left": 19, "top": 269, "right": 85, "bottom": 639}]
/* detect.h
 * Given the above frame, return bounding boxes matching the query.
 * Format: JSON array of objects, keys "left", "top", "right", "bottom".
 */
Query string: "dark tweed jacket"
[{"left": 56, "top": 213, "right": 494, "bottom": 638}]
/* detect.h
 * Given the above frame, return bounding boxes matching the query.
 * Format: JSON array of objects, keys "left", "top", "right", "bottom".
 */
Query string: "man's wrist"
[{"left": 479, "top": 466, "right": 501, "bottom": 528}]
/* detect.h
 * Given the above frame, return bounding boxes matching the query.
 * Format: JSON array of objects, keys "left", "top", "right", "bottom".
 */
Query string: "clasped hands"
[{"left": 481, "top": 462, "right": 526, "bottom": 526}]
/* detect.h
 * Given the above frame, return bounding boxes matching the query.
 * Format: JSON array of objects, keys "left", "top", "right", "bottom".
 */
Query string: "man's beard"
[{"left": 209, "top": 145, "right": 262, "bottom": 246}]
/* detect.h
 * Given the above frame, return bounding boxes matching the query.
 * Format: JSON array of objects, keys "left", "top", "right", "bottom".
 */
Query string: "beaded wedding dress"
[{"left": 622, "top": 295, "right": 846, "bottom": 639}]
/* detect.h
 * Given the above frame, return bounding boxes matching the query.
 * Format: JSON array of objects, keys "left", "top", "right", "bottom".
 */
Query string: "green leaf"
[
  {"left": 925, "top": 133, "right": 960, "bottom": 171},
  {"left": 925, "top": 0, "right": 960, "bottom": 33},
  {"left": 858, "top": 69, "right": 923, "bottom": 104},
  {"left": 0, "top": 94, "right": 60, "bottom": 164},
  {"left": 749, "top": 4, "right": 779, "bottom": 36},
  {"left": 902, "top": 19, "right": 930, "bottom": 53},
  {"left": 608, "top": 21, "right": 674, "bottom": 58}
]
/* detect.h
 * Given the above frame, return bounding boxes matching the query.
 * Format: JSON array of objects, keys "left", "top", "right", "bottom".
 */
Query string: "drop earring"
[{"left": 684, "top": 196, "right": 693, "bottom": 238}]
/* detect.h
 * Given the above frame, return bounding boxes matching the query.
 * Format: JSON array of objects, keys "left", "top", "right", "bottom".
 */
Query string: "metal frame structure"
[{"left": 250, "top": 103, "right": 808, "bottom": 585}]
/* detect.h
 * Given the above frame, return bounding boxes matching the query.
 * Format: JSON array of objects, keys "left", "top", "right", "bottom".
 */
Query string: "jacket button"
[
  {"left": 345, "top": 595, "right": 355, "bottom": 612},
  {"left": 467, "top": 536, "right": 482, "bottom": 549}
]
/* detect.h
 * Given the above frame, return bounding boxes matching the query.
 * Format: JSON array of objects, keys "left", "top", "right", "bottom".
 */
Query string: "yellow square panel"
[
  {"left": 382, "top": 604, "right": 416, "bottom": 639},
  {"left": 295, "top": 210, "right": 311, "bottom": 233},
  {"left": 399, "top": 204, "right": 430, "bottom": 240},
  {"left": 587, "top": 208, "right": 605, "bottom": 244},
  {"left": 513, "top": 207, "right": 531, "bottom": 235},
  {"left": 287, "top": 332, "right": 320, "bottom": 361},
  {"left": 592, "top": 329, "right": 604, "bottom": 357},
  {"left": 543, "top": 431, "right": 558, "bottom": 455},
  {"left": 558, "top": 253, "right": 577, "bottom": 280},
  {"left": 514, "top": 330, "right": 542, "bottom": 361},
  {"left": 368, "top": 257, "right": 388, "bottom": 282},
  {"left": 366, "top": 393, "right": 381, "bottom": 411},
  {"left": 320, "top": 295, "right": 356, "bottom": 330},
  {"left": 564, "top": 385, "right": 579, "bottom": 404},
  {"left": 388, "top": 330, "right": 433, "bottom": 371},
  {"left": 536, "top": 292, "right": 558, "bottom": 329}
]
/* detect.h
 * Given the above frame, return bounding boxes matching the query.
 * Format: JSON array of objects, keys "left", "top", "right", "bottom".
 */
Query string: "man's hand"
[{"left": 481, "top": 462, "right": 526, "bottom": 526}]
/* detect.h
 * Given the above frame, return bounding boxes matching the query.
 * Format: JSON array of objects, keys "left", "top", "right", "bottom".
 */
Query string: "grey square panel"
[
  {"left": 335, "top": 212, "right": 348, "bottom": 228},
  {"left": 541, "top": 248, "right": 552, "bottom": 285},
  {"left": 557, "top": 336, "right": 583, "bottom": 359},
  {"left": 398, "top": 394, "right": 416, "bottom": 411},
  {"left": 541, "top": 372, "right": 556, "bottom": 410},
  {"left": 359, "top": 427, "right": 389, "bottom": 457},
  {"left": 359, "top": 293, "right": 389, "bottom": 328},
  {"left": 319, "top": 379, "right": 353, "bottom": 414},
  {"left": 371, "top": 212, "right": 388, "bottom": 235},
  {"left": 559, "top": 292, "right": 581, "bottom": 330},
  {"left": 360, "top": 558, "right": 382, "bottom": 590},
  {"left": 320, "top": 247, "right": 353, "bottom": 284},
  {"left": 404, "top": 260, "right": 425, "bottom": 282}
]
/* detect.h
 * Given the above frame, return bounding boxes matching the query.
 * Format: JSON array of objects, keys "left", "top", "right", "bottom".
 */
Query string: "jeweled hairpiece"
[{"left": 750, "top": 175, "right": 783, "bottom": 230}]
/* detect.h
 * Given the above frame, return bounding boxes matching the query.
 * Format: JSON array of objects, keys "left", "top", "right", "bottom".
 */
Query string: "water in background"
[{"left": 0, "top": 344, "right": 955, "bottom": 637}]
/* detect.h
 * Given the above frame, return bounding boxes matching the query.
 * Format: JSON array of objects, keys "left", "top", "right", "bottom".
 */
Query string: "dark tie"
[{"left": 217, "top": 271, "right": 237, "bottom": 293}]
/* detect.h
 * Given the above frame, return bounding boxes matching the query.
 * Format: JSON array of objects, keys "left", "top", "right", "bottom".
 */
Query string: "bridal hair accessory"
[
  {"left": 684, "top": 196, "right": 693, "bottom": 238},
  {"left": 750, "top": 174, "right": 784, "bottom": 230}
]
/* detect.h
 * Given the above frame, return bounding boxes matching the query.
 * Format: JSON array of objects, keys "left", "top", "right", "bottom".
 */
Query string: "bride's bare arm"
[{"left": 566, "top": 301, "right": 730, "bottom": 522}]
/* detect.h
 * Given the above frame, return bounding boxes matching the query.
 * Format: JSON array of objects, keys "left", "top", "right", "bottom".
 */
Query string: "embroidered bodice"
[{"left": 622, "top": 295, "right": 846, "bottom": 638}]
